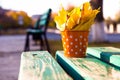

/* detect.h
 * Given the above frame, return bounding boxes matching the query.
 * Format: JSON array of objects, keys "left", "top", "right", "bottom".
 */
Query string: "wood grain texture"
[
  {"left": 87, "top": 47, "right": 120, "bottom": 68},
  {"left": 18, "top": 51, "right": 72, "bottom": 80},
  {"left": 56, "top": 51, "right": 120, "bottom": 80}
]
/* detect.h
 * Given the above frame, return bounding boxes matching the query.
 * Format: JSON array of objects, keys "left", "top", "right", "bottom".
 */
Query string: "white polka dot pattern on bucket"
[
  {"left": 61, "top": 31, "right": 89, "bottom": 57},
  {"left": 75, "top": 38, "right": 78, "bottom": 41},
  {"left": 70, "top": 42, "right": 73, "bottom": 45},
  {"left": 70, "top": 35, "right": 73, "bottom": 38}
]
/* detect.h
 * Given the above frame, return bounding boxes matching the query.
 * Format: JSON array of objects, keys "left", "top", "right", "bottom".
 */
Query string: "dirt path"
[{"left": 0, "top": 52, "right": 21, "bottom": 80}]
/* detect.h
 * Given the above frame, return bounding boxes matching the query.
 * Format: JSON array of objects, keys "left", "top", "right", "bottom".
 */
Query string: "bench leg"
[
  {"left": 39, "top": 35, "right": 44, "bottom": 50},
  {"left": 44, "top": 34, "right": 50, "bottom": 52},
  {"left": 24, "top": 33, "right": 30, "bottom": 51}
]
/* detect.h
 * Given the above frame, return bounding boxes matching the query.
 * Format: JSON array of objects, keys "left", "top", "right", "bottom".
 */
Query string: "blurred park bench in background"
[{"left": 24, "top": 9, "right": 52, "bottom": 52}]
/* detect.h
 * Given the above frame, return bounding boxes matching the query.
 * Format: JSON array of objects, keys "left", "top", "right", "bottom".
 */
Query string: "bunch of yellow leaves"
[{"left": 54, "top": 2, "right": 100, "bottom": 31}]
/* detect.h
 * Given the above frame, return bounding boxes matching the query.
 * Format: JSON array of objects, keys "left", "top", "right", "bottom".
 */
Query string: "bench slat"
[
  {"left": 87, "top": 47, "right": 120, "bottom": 68},
  {"left": 39, "top": 20, "right": 47, "bottom": 26},
  {"left": 56, "top": 51, "right": 120, "bottom": 80},
  {"left": 40, "top": 14, "right": 48, "bottom": 20},
  {"left": 18, "top": 51, "right": 72, "bottom": 80}
]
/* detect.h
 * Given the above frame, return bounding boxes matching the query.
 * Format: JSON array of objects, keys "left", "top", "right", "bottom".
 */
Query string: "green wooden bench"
[
  {"left": 24, "top": 9, "right": 51, "bottom": 52},
  {"left": 87, "top": 47, "right": 120, "bottom": 68},
  {"left": 18, "top": 51, "right": 72, "bottom": 80},
  {"left": 56, "top": 48, "right": 120, "bottom": 80},
  {"left": 19, "top": 47, "right": 120, "bottom": 80}
]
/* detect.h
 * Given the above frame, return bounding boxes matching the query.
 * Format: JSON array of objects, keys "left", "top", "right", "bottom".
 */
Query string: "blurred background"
[
  {"left": 0, "top": 0, "right": 120, "bottom": 34},
  {"left": 0, "top": 0, "right": 120, "bottom": 80}
]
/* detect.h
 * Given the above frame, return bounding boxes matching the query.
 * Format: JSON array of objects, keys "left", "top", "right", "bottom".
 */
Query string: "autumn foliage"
[{"left": 0, "top": 9, "right": 32, "bottom": 29}]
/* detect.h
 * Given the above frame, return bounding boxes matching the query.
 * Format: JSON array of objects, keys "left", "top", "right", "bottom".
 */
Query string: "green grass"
[
  {"left": 49, "top": 40, "right": 120, "bottom": 58},
  {"left": 88, "top": 42, "right": 120, "bottom": 48}
]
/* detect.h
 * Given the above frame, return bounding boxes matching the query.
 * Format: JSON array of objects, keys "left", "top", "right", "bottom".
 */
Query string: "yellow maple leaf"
[
  {"left": 54, "top": 2, "right": 100, "bottom": 31},
  {"left": 66, "top": 7, "right": 81, "bottom": 30},
  {"left": 54, "top": 7, "right": 67, "bottom": 31}
]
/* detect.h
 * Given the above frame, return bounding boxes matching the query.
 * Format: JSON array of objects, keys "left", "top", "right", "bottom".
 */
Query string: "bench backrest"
[{"left": 34, "top": 9, "right": 52, "bottom": 32}]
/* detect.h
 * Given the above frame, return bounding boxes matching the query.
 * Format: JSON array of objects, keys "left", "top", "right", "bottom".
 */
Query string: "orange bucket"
[{"left": 61, "top": 31, "right": 89, "bottom": 58}]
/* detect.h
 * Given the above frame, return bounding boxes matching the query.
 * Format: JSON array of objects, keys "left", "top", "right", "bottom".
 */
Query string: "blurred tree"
[
  {"left": 48, "top": 19, "right": 56, "bottom": 28},
  {"left": 0, "top": 7, "right": 32, "bottom": 29},
  {"left": 6, "top": 11, "right": 18, "bottom": 21},
  {"left": 90, "top": 0, "right": 104, "bottom": 22},
  {"left": 0, "top": 10, "right": 17, "bottom": 29},
  {"left": 90, "top": 0, "right": 108, "bottom": 42},
  {"left": 105, "top": 17, "right": 112, "bottom": 31},
  {"left": 115, "top": 11, "right": 120, "bottom": 23},
  {"left": 17, "top": 11, "right": 32, "bottom": 28},
  {"left": 6, "top": 10, "right": 32, "bottom": 28},
  {"left": 50, "top": 13, "right": 57, "bottom": 28},
  {"left": 5, "top": 11, "right": 18, "bottom": 28}
]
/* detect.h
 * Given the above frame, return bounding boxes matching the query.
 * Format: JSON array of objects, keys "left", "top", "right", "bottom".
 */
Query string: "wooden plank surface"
[
  {"left": 87, "top": 47, "right": 120, "bottom": 68},
  {"left": 56, "top": 51, "right": 120, "bottom": 80},
  {"left": 18, "top": 51, "right": 72, "bottom": 80}
]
